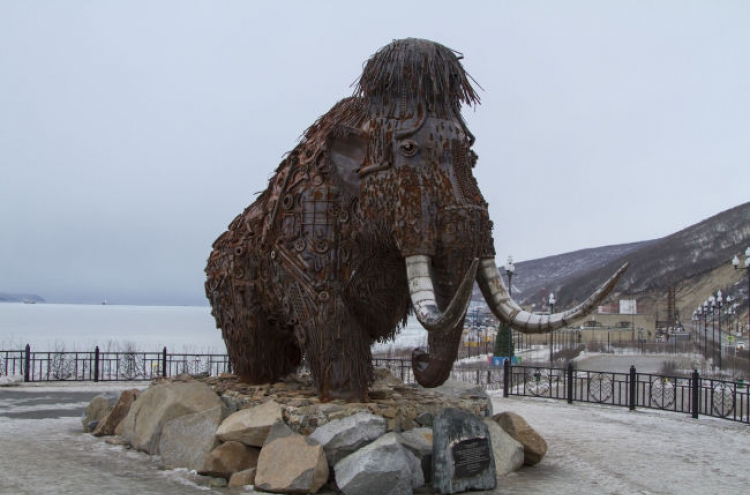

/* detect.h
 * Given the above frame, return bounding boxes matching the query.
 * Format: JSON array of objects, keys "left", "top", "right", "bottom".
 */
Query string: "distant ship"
[{"left": 102, "top": 298, "right": 108, "bottom": 305}]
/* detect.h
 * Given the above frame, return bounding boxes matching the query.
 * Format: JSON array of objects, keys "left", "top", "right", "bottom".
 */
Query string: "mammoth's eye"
[{"left": 399, "top": 140, "right": 419, "bottom": 157}]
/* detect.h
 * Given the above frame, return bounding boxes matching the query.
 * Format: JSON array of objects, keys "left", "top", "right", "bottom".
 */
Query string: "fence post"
[
  {"left": 503, "top": 358, "right": 510, "bottom": 397},
  {"left": 24, "top": 344, "right": 30, "bottom": 382},
  {"left": 94, "top": 346, "right": 100, "bottom": 382},
  {"left": 629, "top": 365, "right": 637, "bottom": 411},
  {"left": 691, "top": 369, "right": 700, "bottom": 419},
  {"left": 162, "top": 347, "right": 168, "bottom": 378},
  {"left": 567, "top": 362, "right": 574, "bottom": 404}
]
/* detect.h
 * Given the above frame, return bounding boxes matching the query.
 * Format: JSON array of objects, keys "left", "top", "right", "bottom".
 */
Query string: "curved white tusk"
[
  {"left": 477, "top": 258, "right": 629, "bottom": 333},
  {"left": 406, "top": 255, "right": 479, "bottom": 333}
]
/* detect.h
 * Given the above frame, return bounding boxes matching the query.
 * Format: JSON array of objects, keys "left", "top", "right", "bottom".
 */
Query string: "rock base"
[
  {"left": 202, "top": 369, "right": 493, "bottom": 435},
  {"left": 84, "top": 369, "right": 545, "bottom": 494}
]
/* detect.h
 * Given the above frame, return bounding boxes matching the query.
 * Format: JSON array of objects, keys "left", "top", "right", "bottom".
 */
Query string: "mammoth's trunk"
[{"left": 405, "top": 255, "right": 478, "bottom": 387}]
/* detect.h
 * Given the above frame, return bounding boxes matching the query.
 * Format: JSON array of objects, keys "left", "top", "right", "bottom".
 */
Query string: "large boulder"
[
  {"left": 92, "top": 388, "right": 140, "bottom": 437},
  {"left": 215, "top": 400, "right": 283, "bottom": 447},
  {"left": 200, "top": 440, "right": 260, "bottom": 479},
  {"left": 82, "top": 394, "right": 115, "bottom": 432},
  {"left": 493, "top": 411, "right": 548, "bottom": 466},
  {"left": 308, "top": 412, "right": 387, "bottom": 466},
  {"left": 399, "top": 427, "right": 433, "bottom": 483},
  {"left": 118, "top": 381, "right": 225, "bottom": 454},
  {"left": 334, "top": 432, "right": 423, "bottom": 495},
  {"left": 254, "top": 422, "right": 329, "bottom": 494},
  {"left": 432, "top": 408, "right": 496, "bottom": 494},
  {"left": 483, "top": 418, "right": 524, "bottom": 476},
  {"left": 159, "top": 405, "right": 226, "bottom": 471}
]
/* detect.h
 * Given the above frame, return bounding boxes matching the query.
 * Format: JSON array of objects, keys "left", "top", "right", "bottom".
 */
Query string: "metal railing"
[
  {"left": 1, "top": 345, "right": 231, "bottom": 382},
  {"left": 502, "top": 361, "right": 750, "bottom": 424},
  {"left": 3, "top": 345, "right": 748, "bottom": 425}
]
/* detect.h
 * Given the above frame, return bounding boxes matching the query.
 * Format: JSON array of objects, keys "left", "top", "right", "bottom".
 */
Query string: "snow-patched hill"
[{"left": 485, "top": 201, "right": 750, "bottom": 310}]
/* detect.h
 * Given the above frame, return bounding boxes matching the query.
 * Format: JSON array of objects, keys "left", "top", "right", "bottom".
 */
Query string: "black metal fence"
[
  {"left": 1, "top": 345, "right": 231, "bottom": 382},
  {"left": 3, "top": 345, "right": 748, "bottom": 425},
  {"left": 502, "top": 361, "right": 750, "bottom": 424}
]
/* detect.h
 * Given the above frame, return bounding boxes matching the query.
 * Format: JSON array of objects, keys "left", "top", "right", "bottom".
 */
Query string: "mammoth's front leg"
[
  {"left": 221, "top": 293, "right": 303, "bottom": 385},
  {"left": 304, "top": 293, "right": 373, "bottom": 402}
]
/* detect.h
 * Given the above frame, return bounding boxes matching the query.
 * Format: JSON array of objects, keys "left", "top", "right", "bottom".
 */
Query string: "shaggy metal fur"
[{"left": 205, "top": 38, "right": 493, "bottom": 401}]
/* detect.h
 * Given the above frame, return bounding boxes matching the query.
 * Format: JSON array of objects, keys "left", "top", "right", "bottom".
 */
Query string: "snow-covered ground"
[
  {"left": 489, "top": 394, "right": 750, "bottom": 495},
  {"left": 1, "top": 381, "right": 748, "bottom": 494}
]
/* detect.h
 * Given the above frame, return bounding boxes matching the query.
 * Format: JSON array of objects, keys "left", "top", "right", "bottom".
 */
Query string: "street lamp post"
[
  {"left": 732, "top": 247, "right": 750, "bottom": 332},
  {"left": 732, "top": 247, "right": 750, "bottom": 373},
  {"left": 717, "top": 290, "right": 723, "bottom": 372},
  {"left": 505, "top": 256, "right": 515, "bottom": 355},
  {"left": 709, "top": 295, "right": 717, "bottom": 370},
  {"left": 548, "top": 292, "right": 556, "bottom": 364},
  {"left": 691, "top": 306, "right": 705, "bottom": 359},
  {"left": 696, "top": 304, "right": 708, "bottom": 365},
  {"left": 726, "top": 302, "right": 735, "bottom": 373},
  {"left": 703, "top": 301, "right": 710, "bottom": 367}
]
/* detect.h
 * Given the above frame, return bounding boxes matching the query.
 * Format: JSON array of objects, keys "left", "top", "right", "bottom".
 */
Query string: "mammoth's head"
[{"left": 328, "top": 38, "right": 489, "bottom": 258}]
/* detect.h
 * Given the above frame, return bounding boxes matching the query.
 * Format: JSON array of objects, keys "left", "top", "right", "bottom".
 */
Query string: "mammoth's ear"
[{"left": 330, "top": 125, "right": 368, "bottom": 196}]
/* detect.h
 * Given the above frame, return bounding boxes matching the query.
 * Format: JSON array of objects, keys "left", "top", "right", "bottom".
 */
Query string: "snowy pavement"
[
  {"left": 0, "top": 382, "right": 228, "bottom": 495},
  {"left": 487, "top": 394, "right": 750, "bottom": 495},
  {"left": 1, "top": 382, "right": 748, "bottom": 494}
]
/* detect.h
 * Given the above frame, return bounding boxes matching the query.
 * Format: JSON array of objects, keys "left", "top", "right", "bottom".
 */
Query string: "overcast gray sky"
[{"left": 1, "top": 1, "right": 748, "bottom": 306}]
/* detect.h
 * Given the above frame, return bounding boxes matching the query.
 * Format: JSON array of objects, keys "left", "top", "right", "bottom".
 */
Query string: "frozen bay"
[
  {"left": 0, "top": 303, "right": 225, "bottom": 353},
  {"left": 0, "top": 303, "right": 428, "bottom": 354}
]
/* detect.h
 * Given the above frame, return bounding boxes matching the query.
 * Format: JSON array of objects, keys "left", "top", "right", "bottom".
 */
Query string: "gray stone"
[
  {"left": 215, "top": 400, "right": 283, "bottom": 447},
  {"left": 372, "top": 366, "right": 406, "bottom": 387},
  {"left": 159, "top": 405, "right": 226, "bottom": 470},
  {"left": 220, "top": 395, "right": 240, "bottom": 414},
  {"left": 82, "top": 395, "right": 114, "bottom": 432},
  {"left": 432, "top": 380, "right": 493, "bottom": 417},
  {"left": 403, "top": 438, "right": 425, "bottom": 490},
  {"left": 400, "top": 427, "right": 433, "bottom": 483},
  {"left": 334, "top": 432, "right": 423, "bottom": 495},
  {"left": 308, "top": 412, "right": 387, "bottom": 466},
  {"left": 200, "top": 440, "right": 260, "bottom": 478},
  {"left": 208, "top": 477, "right": 228, "bottom": 487},
  {"left": 415, "top": 412, "right": 433, "bottom": 427},
  {"left": 119, "top": 381, "right": 225, "bottom": 454},
  {"left": 432, "top": 408, "right": 496, "bottom": 494},
  {"left": 93, "top": 388, "right": 140, "bottom": 436},
  {"left": 483, "top": 418, "right": 524, "bottom": 476},
  {"left": 255, "top": 430, "right": 329, "bottom": 494},
  {"left": 493, "top": 411, "right": 548, "bottom": 466},
  {"left": 228, "top": 468, "right": 256, "bottom": 488}
]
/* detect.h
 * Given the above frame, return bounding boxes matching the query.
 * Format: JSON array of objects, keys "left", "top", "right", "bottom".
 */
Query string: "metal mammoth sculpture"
[{"left": 205, "top": 38, "right": 628, "bottom": 402}]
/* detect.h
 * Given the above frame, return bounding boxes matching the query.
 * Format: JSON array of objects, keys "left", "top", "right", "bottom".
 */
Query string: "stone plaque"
[
  {"left": 452, "top": 438, "right": 491, "bottom": 479},
  {"left": 432, "top": 408, "right": 496, "bottom": 494}
]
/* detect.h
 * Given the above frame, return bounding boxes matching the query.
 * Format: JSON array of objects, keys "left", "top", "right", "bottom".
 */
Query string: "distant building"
[{"left": 620, "top": 299, "right": 637, "bottom": 314}]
